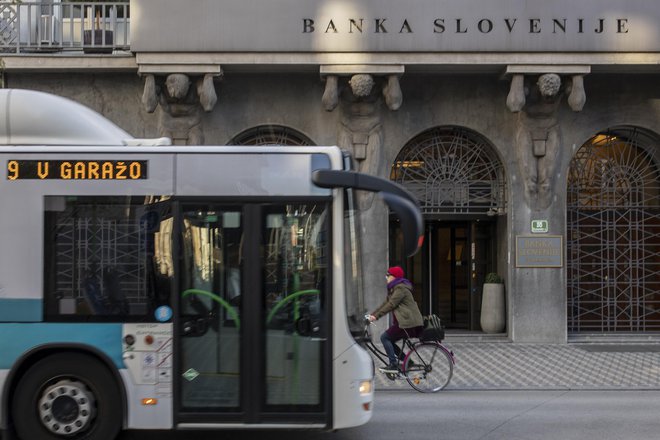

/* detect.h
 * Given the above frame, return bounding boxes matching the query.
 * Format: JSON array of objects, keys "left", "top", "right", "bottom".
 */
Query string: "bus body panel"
[
  {"left": 330, "top": 188, "right": 374, "bottom": 428},
  {"left": 175, "top": 153, "right": 333, "bottom": 196},
  {"left": 0, "top": 153, "right": 175, "bottom": 311},
  {"left": 0, "top": 89, "right": 131, "bottom": 146},
  {"left": 120, "top": 370, "right": 173, "bottom": 429},
  {"left": 0, "top": 144, "right": 376, "bottom": 434},
  {"left": 332, "top": 342, "right": 374, "bottom": 429},
  {"left": 0, "top": 324, "right": 124, "bottom": 370},
  {"left": 0, "top": 323, "right": 175, "bottom": 431},
  {"left": 121, "top": 323, "right": 174, "bottom": 429},
  {"left": 0, "top": 324, "right": 125, "bottom": 431},
  {"left": 0, "top": 89, "right": 425, "bottom": 438},
  {"left": 0, "top": 371, "right": 7, "bottom": 429}
]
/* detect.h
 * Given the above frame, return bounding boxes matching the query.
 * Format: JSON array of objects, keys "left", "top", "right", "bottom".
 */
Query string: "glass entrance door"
[
  {"left": 432, "top": 223, "right": 470, "bottom": 329},
  {"left": 177, "top": 201, "right": 330, "bottom": 423},
  {"left": 390, "top": 219, "right": 496, "bottom": 331}
]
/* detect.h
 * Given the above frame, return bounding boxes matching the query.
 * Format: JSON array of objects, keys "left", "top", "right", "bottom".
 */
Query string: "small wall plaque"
[
  {"left": 531, "top": 219, "right": 548, "bottom": 233},
  {"left": 516, "top": 235, "right": 563, "bottom": 268}
]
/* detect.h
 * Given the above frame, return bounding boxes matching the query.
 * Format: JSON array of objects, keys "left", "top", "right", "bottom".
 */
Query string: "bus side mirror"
[
  {"left": 379, "top": 192, "right": 424, "bottom": 257},
  {"left": 311, "top": 169, "right": 424, "bottom": 257}
]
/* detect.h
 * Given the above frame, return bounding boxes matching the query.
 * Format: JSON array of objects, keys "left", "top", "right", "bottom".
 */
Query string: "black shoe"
[{"left": 378, "top": 363, "right": 399, "bottom": 374}]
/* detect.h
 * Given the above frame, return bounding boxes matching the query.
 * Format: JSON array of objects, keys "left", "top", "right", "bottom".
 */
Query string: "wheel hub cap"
[{"left": 38, "top": 379, "right": 95, "bottom": 436}]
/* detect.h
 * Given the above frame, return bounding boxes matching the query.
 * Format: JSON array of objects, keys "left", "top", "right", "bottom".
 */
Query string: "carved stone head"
[
  {"left": 166, "top": 74, "right": 191, "bottom": 99},
  {"left": 537, "top": 73, "right": 561, "bottom": 98},
  {"left": 349, "top": 74, "right": 375, "bottom": 97}
]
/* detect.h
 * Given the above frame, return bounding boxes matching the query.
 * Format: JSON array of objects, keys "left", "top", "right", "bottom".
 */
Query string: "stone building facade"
[{"left": 3, "top": 0, "right": 660, "bottom": 342}]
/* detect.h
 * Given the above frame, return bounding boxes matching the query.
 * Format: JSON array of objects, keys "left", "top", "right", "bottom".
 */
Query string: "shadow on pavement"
[{"left": 120, "top": 427, "right": 367, "bottom": 440}]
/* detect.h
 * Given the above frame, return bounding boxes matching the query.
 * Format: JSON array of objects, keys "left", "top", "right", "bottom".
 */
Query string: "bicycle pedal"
[{"left": 384, "top": 372, "right": 405, "bottom": 380}]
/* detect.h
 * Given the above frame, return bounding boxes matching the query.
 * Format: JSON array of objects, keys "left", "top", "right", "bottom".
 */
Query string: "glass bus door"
[{"left": 176, "top": 202, "right": 330, "bottom": 425}]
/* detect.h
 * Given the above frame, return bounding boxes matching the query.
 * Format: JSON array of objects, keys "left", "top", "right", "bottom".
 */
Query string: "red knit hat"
[{"left": 387, "top": 266, "right": 404, "bottom": 278}]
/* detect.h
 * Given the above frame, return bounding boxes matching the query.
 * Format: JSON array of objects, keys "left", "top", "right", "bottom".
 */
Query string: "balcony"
[{"left": 0, "top": 1, "right": 130, "bottom": 53}]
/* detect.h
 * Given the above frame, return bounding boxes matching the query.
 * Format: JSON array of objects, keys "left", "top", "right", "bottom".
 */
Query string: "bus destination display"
[{"left": 7, "top": 160, "right": 148, "bottom": 180}]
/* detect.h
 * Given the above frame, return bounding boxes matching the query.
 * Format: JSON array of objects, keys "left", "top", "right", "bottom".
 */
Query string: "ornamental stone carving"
[
  {"left": 507, "top": 73, "right": 586, "bottom": 113},
  {"left": 512, "top": 73, "right": 564, "bottom": 211},
  {"left": 142, "top": 73, "right": 218, "bottom": 145},
  {"left": 508, "top": 73, "right": 587, "bottom": 210},
  {"left": 322, "top": 73, "right": 401, "bottom": 177},
  {"left": 567, "top": 75, "right": 586, "bottom": 112}
]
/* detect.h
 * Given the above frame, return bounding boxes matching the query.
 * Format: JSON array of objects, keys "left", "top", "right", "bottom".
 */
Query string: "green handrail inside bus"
[
  {"left": 181, "top": 288, "right": 240, "bottom": 329},
  {"left": 266, "top": 289, "right": 320, "bottom": 325}
]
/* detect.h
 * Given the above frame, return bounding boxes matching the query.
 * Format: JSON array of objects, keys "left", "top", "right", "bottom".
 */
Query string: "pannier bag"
[{"left": 420, "top": 314, "right": 444, "bottom": 341}]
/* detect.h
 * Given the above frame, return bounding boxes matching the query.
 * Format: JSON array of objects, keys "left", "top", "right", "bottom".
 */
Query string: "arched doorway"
[
  {"left": 229, "top": 125, "right": 314, "bottom": 146},
  {"left": 567, "top": 127, "right": 660, "bottom": 333},
  {"left": 390, "top": 126, "right": 507, "bottom": 330}
]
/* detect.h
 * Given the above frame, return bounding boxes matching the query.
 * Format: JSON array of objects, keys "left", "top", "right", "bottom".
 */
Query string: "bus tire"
[{"left": 11, "top": 352, "right": 122, "bottom": 440}]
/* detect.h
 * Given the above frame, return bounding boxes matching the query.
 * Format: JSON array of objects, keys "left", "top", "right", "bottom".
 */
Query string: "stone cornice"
[
  {"left": 0, "top": 53, "right": 137, "bottom": 72},
  {"left": 2, "top": 52, "right": 660, "bottom": 74}
]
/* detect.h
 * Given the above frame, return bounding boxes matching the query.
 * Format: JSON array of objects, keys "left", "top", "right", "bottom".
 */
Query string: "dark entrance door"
[
  {"left": 432, "top": 223, "right": 470, "bottom": 328},
  {"left": 390, "top": 219, "right": 496, "bottom": 331}
]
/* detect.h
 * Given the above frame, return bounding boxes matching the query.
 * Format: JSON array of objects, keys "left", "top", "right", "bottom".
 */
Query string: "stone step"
[{"left": 444, "top": 331, "right": 510, "bottom": 343}]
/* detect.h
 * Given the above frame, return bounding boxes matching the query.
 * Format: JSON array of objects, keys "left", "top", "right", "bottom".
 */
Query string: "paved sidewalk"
[{"left": 373, "top": 341, "right": 660, "bottom": 390}]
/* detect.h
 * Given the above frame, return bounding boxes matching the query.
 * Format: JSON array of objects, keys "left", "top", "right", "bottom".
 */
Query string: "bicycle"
[{"left": 361, "top": 315, "right": 455, "bottom": 393}]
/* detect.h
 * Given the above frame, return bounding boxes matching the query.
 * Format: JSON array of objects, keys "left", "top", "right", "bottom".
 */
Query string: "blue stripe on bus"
[
  {"left": 0, "top": 298, "right": 42, "bottom": 321},
  {"left": 0, "top": 323, "right": 124, "bottom": 369}
]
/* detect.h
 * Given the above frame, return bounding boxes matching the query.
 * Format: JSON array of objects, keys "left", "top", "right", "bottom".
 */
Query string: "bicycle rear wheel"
[{"left": 403, "top": 342, "right": 453, "bottom": 392}]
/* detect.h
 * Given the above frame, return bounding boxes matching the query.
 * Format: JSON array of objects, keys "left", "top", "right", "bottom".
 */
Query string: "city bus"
[{"left": 0, "top": 89, "right": 423, "bottom": 439}]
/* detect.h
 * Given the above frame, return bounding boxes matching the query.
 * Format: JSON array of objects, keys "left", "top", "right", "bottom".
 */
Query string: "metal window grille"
[
  {"left": 567, "top": 127, "right": 660, "bottom": 332},
  {"left": 390, "top": 126, "right": 506, "bottom": 216},
  {"left": 229, "top": 125, "right": 314, "bottom": 146},
  {"left": 0, "top": 3, "right": 18, "bottom": 48},
  {"left": 54, "top": 208, "right": 146, "bottom": 303}
]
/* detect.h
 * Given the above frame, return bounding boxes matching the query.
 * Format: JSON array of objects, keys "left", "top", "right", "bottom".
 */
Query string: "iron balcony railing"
[{"left": 0, "top": 1, "right": 129, "bottom": 53}]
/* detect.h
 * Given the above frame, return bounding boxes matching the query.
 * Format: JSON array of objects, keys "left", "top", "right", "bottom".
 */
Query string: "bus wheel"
[{"left": 12, "top": 353, "right": 121, "bottom": 440}]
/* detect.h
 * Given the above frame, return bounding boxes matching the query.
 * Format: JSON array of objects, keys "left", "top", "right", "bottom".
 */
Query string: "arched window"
[
  {"left": 229, "top": 125, "right": 314, "bottom": 146},
  {"left": 391, "top": 126, "right": 506, "bottom": 216},
  {"left": 567, "top": 127, "right": 660, "bottom": 332}
]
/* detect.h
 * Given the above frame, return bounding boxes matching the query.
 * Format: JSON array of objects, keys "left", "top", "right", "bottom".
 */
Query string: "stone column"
[
  {"left": 322, "top": 73, "right": 403, "bottom": 320},
  {"left": 507, "top": 72, "right": 585, "bottom": 342}
]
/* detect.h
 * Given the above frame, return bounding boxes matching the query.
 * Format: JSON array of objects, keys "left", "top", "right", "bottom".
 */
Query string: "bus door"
[{"left": 176, "top": 201, "right": 330, "bottom": 425}]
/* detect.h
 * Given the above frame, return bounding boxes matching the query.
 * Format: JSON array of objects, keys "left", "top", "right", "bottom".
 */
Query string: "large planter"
[{"left": 480, "top": 283, "right": 505, "bottom": 333}]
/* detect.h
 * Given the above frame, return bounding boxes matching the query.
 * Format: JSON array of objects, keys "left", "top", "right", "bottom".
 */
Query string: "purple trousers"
[{"left": 381, "top": 325, "right": 423, "bottom": 366}]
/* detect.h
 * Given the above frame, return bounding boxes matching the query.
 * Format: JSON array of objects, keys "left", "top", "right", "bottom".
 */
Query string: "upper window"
[
  {"left": 229, "top": 125, "right": 314, "bottom": 146},
  {"left": 391, "top": 126, "right": 506, "bottom": 216}
]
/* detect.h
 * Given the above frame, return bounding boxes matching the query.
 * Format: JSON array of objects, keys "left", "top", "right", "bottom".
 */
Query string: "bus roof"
[{"left": 0, "top": 89, "right": 159, "bottom": 147}]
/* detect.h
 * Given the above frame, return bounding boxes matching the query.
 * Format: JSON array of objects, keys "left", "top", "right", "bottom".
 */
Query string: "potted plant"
[{"left": 480, "top": 272, "right": 505, "bottom": 333}]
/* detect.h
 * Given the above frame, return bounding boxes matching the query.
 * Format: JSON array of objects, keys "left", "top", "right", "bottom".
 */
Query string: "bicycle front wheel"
[{"left": 403, "top": 342, "right": 453, "bottom": 392}]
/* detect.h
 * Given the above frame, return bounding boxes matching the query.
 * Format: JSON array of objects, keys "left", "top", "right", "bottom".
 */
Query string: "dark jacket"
[{"left": 372, "top": 280, "right": 424, "bottom": 329}]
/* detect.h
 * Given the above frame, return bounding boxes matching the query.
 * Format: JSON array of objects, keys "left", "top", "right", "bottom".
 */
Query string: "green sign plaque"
[{"left": 531, "top": 219, "right": 548, "bottom": 233}]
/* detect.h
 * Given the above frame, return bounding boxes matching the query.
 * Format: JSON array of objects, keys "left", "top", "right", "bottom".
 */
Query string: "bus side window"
[{"left": 43, "top": 196, "right": 173, "bottom": 322}]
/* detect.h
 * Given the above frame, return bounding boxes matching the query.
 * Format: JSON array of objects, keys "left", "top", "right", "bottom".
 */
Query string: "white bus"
[{"left": 0, "top": 89, "right": 423, "bottom": 440}]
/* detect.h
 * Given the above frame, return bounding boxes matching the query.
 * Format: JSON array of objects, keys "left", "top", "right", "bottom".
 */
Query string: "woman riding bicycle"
[{"left": 367, "top": 266, "right": 424, "bottom": 374}]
